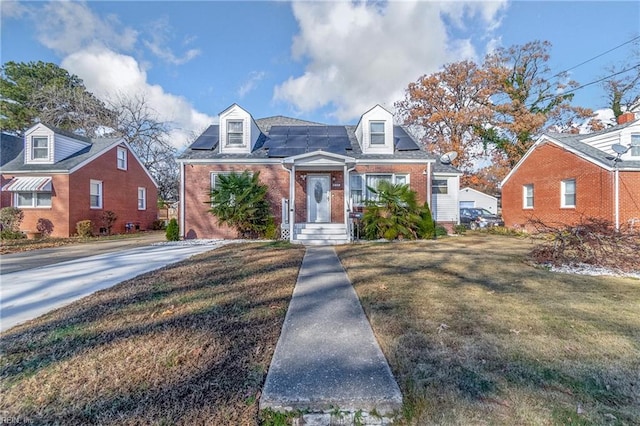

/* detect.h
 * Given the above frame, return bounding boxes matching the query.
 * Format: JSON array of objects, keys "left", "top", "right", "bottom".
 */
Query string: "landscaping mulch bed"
[
  {"left": 336, "top": 234, "right": 640, "bottom": 425},
  {"left": 0, "top": 242, "right": 305, "bottom": 425}
]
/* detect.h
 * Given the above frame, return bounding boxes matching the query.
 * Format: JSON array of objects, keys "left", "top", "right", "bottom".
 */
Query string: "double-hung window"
[
  {"left": 31, "top": 136, "right": 49, "bottom": 160},
  {"left": 90, "top": 180, "right": 103, "bottom": 209},
  {"left": 370, "top": 122, "right": 385, "bottom": 145},
  {"left": 523, "top": 184, "right": 534, "bottom": 209},
  {"left": 15, "top": 192, "right": 51, "bottom": 208},
  {"left": 227, "top": 121, "right": 244, "bottom": 146},
  {"left": 350, "top": 173, "right": 409, "bottom": 205},
  {"left": 117, "top": 147, "right": 127, "bottom": 170},
  {"left": 138, "top": 187, "right": 146, "bottom": 210},
  {"left": 631, "top": 134, "right": 640, "bottom": 157},
  {"left": 561, "top": 179, "right": 576, "bottom": 208}
]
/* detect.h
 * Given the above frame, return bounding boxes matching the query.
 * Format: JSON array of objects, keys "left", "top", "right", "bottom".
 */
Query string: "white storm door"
[{"left": 307, "top": 175, "right": 331, "bottom": 223}]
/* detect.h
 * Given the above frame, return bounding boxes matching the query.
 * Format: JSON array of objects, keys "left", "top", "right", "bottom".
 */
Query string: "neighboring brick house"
[
  {"left": 1, "top": 123, "right": 158, "bottom": 237},
  {"left": 178, "top": 104, "right": 461, "bottom": 244},
  {"left": 501, "top": 113, "right": 640, "bottom": 231}
]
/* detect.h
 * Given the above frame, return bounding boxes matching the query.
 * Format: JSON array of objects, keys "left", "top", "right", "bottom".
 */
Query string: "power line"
[
  {"left": 558, "top": 63, "right": 640, "bottom": 96},
  {"left": 553, "top": 35, "right": 640, "bottom": 77}
]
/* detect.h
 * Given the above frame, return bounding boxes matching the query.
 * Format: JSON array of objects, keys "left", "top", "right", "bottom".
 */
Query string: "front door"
[{"left": 307, "top": 175, "right": 331, "bottom": 223}]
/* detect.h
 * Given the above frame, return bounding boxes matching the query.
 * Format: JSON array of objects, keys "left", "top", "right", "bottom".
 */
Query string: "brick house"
[
  {"left": 501, "top": 113, "right": 640, "bottom": 231},
  {"left": 1, "top": 123, "right": 158, "bottom": 237},
  {"left": 178, "top": 104, "right": 461, "bottom": 244}
]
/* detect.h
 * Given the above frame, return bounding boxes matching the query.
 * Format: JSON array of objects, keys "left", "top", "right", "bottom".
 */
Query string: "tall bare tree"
[
  {"left": 601, "top": 40, "right": 640, "bottom": 121},
  {"left": 108, "top": 93, "right": 179, "bottom": 201}
]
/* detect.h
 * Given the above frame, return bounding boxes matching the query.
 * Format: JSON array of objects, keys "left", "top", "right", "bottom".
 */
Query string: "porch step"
[{"left": 293, "top": 223, "right": 349, "bottom": 245}]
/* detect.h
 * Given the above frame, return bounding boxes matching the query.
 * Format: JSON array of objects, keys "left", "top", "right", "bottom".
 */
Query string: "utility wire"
[{"left": 553, "top": 35, "right": 640, "bottom": 77}]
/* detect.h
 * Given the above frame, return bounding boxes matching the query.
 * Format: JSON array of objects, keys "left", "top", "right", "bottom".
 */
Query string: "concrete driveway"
[{"left": 0, "top": 237, "right": 227, "bottom": 333}]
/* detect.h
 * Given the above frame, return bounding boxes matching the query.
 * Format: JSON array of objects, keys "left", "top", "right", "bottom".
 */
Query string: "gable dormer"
[
  {"left": 355, "top": 105, "right": 394, "bottom": 155},
  {"left": 23, "top": 123, "right": 91, "bottom": 165},
  {"left": 218, "top": 104, "right": 263, "bottom": 154},
  {"left": 581, "top": 118, "right": 640, "bottom": 160}
]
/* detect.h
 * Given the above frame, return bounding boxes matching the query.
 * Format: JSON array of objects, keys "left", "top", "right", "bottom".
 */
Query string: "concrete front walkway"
[{"left": 260, "top": 246, "right": 402, "bottom": 418}]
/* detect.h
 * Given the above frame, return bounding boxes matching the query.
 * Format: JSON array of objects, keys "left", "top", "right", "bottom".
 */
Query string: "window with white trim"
[
  {"left": 31, "top": 136, "right": 49, "bottom": 160},
  {"left": 350, "top": 173, "right": 409, "bottom": 204},
  {"left": 631, "top": 134, "right": 640, "bottom": 157},
  {"left": 370, "top": 121, "right": 385, "bottom": 145},
  {"left": 432, "top": 179, "right": 448, "bottom": 194},
  {"left": 138, "top": 187, "right": 146, "bottom": 210},
  {"left": 561, "top": 179, "right": 576, "bottom": 208},
  {"left": 227, "top": 121, "right": 244, "bottom": 146},
  {"left": 117, "top": 147, "right": 127, "bottom": 170},
  {"left": 90, "top": 180, "right": 103, "bottom": 209},
  {"left": 15, "top": 192, "right": 51, "bottom": 208},
  {"left": 523, "top": 184, "right": 534, "bottom": 209}
]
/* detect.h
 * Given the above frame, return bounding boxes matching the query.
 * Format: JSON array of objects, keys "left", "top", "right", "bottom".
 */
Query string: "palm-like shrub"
[
  {"left": 208, "top": 171, "right": 275, "bottom": 239},
  {"left": 362, "top": 181, "right": 434, "bottom": 240}
]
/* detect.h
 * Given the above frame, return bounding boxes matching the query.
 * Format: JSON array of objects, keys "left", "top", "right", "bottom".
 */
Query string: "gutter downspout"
[
  {"left": 282, "top": 161, "right": 295, "bottom": 242},
  {"left": 179, "top": 161, "right": 185, "bottom": 239},
  {"left": 615, "top": 166, "right": 620, "bottom": 231}
]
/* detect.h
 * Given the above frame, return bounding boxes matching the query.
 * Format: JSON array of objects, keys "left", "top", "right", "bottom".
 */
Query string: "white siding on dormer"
[
  {"left": 431, "top": 174, "right": 460, "bottom": 223},
  {"left": 218, "top": 104, "right": 262, "bottom": 154},
  {"left": 582, "top": 121, "right": 640, "bottom": 160},
  {"left": 23, "top": 123, "right": 90, "bottom": 165},
  {"left": 355, "top": 105, "right": 394, "bottom": 155}
]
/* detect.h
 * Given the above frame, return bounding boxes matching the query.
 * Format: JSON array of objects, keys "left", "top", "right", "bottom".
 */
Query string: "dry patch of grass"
[
  {"left": 0, "top": 242, "right": 304, "bottom": 425},
  {"left": 336, "top": 234, "right": 640, "bottom": 425},
  {"left": 0, "top": 232, "right": 160, "bottom": 254}
]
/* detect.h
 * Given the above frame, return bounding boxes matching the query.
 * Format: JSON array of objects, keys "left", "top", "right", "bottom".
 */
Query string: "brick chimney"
[{"left": 617, "top": 111, "right": 637, "bottom": 125}]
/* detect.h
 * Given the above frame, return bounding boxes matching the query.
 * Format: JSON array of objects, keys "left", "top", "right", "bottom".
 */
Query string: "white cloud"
[
  {"left": 62, "top": 46, "right": 213, "bottom": 148},
  {"left": 37, "top": 1, "right": 137, "bottom": 55},
  {"left": 1, "top": 0, "right": 30, "bottom": 19},
  {"left": 274, "top": 0, "right": 508, "bottom": 122},
  {"left": 142, "top": 17, "right": 201, "bottom": 65},
  {"left": 238, "top": 71, "right": 266, "bottom": 98}
]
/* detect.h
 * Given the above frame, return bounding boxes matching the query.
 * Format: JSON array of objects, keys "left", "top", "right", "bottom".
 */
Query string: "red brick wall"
[
  {"left": 183, "top": 162, "right": 431, "bottom": 239},
  {"left": 2, "top": 145, "right": 157, "bottom": 237},
  {"left": 502, "top": 143, "right": 620, "bottom": 230},
  {"left": 183, "top": 164, "right": 289, "bottom": 239},
  {"left": 619, "top": 171, "right": 640, "bottom": 230}
]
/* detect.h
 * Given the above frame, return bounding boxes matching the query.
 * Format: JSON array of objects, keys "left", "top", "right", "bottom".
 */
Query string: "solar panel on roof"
[
  {"left": 325, "top": 144, "right": 347, "bottom": 154},
  {"left": 190, "top": 125, "right": 219, "bottom": 150},
  {"left": 287, "top": 126, "right": 308, "bottom": 136},
  {"left": 395, "top": 137, "right": 420, "bottom": 151},
  {"left": 307, "top": 126, "right": 327, "bottom": 136},
  {"left": 268, "top": 126, "right": 289, "bottom": 136},
  {"left": 308, "top": 136, "right": 330, "bottom": 148},
  {"left": 329, "top": 136, "right": 351, "bottom": 147},
  {"left": 327, "top": 126, "right": 348, "bottom": 136},
  {"left": 268, "top": 147, "right": 306, "bottom": 158}
]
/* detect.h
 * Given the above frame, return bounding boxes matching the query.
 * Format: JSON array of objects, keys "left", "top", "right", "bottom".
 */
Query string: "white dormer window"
[
  {"left": 227, "top": 121, "right": 244, "bottom": 146},
  {"left": 631, "top": 134, "right": 640, "bottom": 157},
  {"left": 31, "top": 136, "right": 49, "bottom": 160},
  {"left": 370, "top": 122, "right": 385, "bottom": 145}
]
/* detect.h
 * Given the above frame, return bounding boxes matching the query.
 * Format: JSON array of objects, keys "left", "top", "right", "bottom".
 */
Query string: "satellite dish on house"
[
  {"left": 612, "top": 144, "right": 630, "bottom": 154},
  {"left": 440, "top": 151, "right": 458, "bottom": 165}
]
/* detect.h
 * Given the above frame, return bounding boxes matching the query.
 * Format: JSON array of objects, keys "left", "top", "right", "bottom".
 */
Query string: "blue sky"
[{"left": 2, "top": 1, "right": 639, "bottom": 147}]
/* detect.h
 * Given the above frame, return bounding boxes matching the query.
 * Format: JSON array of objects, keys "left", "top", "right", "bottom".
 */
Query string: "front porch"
[{"left": 281, "top": 151, "right": 356, "bottom": 245}]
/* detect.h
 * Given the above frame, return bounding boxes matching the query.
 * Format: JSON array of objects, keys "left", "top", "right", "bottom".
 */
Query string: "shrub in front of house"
[
  {"left": 208, "top": 171, "right": 275, "bottom": 239},
  {"left": 0, "top": 207, "right": 25, "bottom": 239},
  {"left": 166, "top": 218, "right": 179, "bottom": 241},
  {"left": 76, "top": 220, "right": 93, "bottom": 238},
  {"left": 362, "top": 181, "right": 435, "bottom": 240},
  {"left": 100, "top": 210, "right": 117, "bottom": 235},
  {"left": 36, "top": 218, "right": 54, "bottom": 237}
]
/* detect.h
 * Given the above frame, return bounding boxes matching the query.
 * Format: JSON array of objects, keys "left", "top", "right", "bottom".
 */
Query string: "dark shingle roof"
[
  {"left": 547, "top": 132, "right": 640, "bottom": 170},
  {"left": 1, "top": 133, "right": 23, "bottom": 167},
  {"left": 1, "top": 137, "right": 120, "bottom": 173},
  {"left": 179, "top": 117, "right": 438, "bottom": 163}
]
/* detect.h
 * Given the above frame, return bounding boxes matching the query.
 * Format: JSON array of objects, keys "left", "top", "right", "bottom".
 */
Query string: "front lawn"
[
  {"left": 0, "top": 242, "right": 304, "bottom": 424},
  {"left": 336, "top": 234, "right": 640, "bottom": 425}
]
